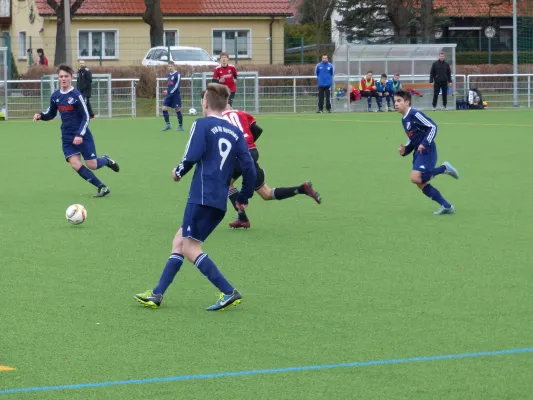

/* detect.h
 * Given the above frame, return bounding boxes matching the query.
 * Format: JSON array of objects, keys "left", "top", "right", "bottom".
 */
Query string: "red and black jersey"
[
  {"left": 222, "top": 109, "right": 257, "bottom": 150},
  {"left": 213, "top": 64, "right": 238, "bottom": 93}
]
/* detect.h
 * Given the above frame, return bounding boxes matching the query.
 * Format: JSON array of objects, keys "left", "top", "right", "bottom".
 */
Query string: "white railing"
[
  {"left": 2, "top": 73, "right": 532, "bottom": 120},
  {"left": 466, "top": 74, "right": 532, "bottom": 109},
  {"left": 4, "top": 78, "right": 138, "bottom": 119},
  {"left": 155, "top": 74, "right": 468, "bottom": 114}
]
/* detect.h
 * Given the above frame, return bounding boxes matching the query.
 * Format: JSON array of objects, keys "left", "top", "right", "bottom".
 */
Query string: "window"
[
  {"left": 212, "top": 29, "right": 251, "bottom": 58},
  {"left": 170, "top": 48, "right": 214, "bottom": 62},
  {"left": 164, "top": 30, "right": 179, "bottom": 46},
  {"left": 18, "top": 31, "right": 26, "bottom": 59},
  {"left": 78, "top": 30, "right": 118, "bottom": 59}
]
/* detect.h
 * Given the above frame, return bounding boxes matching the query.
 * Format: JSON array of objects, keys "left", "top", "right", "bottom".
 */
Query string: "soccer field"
[{"left": 1, "top": 110, "right": 532, "bottom": 399}]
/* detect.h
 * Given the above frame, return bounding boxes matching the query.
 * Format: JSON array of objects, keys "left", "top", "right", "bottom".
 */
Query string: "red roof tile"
[
  {"left": 36, "top": 0, "right": 293, "bottom": 17},
  {"left": 435, "top": 0, "right": 532, "bottom": 17}
]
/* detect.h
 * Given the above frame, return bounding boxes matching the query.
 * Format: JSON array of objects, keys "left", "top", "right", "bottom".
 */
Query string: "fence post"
[
  {"left": 243, "top": 76, "right": 246, "bottom": 110},
  {"left": 132, "top": 80, "right": 137, "bottom": 117},
  {"left": 108, "top": 77, "right": 112, "bottom": 118},
  {"left": 234, "top": 38, "right": 238, "bottom": 65},
  {"left": 527, "top": 75, "right": 531, "bottom": 108},
  {"left": 156, "top": 78, "right": 160, "bottom": 116},
  {"left": 6, "top": 34, "right": 12, "bottom": 79},
  {"left": 28, "top": 36, "right": 33, "bottom": 66},
  {"left": 293, "top": 78, "right": 297, "bottom": 113},
  {"left": 300, "top": 37, "right": 304, "bottom": 64}
]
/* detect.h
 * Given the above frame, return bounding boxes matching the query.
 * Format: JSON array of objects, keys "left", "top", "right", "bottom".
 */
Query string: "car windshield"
[{"left": 171, "top": 49, "right": 213, "bottom": 62}]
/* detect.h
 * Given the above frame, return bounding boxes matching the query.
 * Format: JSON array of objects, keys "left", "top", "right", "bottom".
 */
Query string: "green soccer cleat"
[
  {"left": 206, "top": 290, "right": 242, "bottom": 311},
  {"left": 433, "top": 205, "right": 456, "bottom": 215},
  {"left": 134, "top": 290, "right": 163, "bottom": 308}
]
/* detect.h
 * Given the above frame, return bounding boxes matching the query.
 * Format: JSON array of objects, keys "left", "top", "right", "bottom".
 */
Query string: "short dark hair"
[
  {"left": 439, "top": 51, "right": 445, "bottom": 55},
  {"left": 57, "top": 64, "right": 74, "bottom": 76},
  {"left": 322, "top": 54, "right": 328, "bottom": 57},
  {"left": 367, "top": 70, "right": 373, "bottom": 74},
  {"left": 394, "top": 89, "right": 411, "bottom": 105},
  {"left": 220, "top": 51, "right": 229, "bottom": 59},
  {"left": 381, "top": 73, "right": 387, "bottom": 78},
  {"left": 37, "top": 48, "right": 44, "bottom": 54},
  {"left": 204, "top": 83, "right": 230, "bottom": 111}
]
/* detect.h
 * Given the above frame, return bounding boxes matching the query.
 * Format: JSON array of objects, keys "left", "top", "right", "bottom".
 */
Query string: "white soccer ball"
[
  {"left": 189, "top": 108, "right": 198, "bottom": 116},
  {"left": 66, "top": 204, "right": 87, "bottom": 225}
]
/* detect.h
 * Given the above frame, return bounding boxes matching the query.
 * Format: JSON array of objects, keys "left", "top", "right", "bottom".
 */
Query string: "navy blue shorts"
[
  {"left": 412, "top": 143, "right": 437, "bottom": 172},
  {"left": 182, "top": 203, "right": 225, "bottom": 242},
  {"left": 62, "top": 134, "right": 97, "bottom": 161},
  {"left": 163, "top": 95, "right": 182, "bottom": 109}
]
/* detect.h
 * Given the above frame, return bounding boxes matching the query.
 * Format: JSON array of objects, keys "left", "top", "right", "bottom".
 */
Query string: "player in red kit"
[
  {"left": 221, "top": 106, "right": 321, "bottom": 229},
  {"left": 212, "top": 52, "right": 238, "bottom": 106}
]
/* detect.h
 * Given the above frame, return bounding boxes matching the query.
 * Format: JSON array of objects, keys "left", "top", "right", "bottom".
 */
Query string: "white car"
[{"left": 142, "top": 46, "right": 219, "bottom": 67}]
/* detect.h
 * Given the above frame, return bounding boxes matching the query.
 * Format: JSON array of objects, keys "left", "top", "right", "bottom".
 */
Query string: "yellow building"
[{"left": 3, "top": 0, "right": 292, "bottom": 72}]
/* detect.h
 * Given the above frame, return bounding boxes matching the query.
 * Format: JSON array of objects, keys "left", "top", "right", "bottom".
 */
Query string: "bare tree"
[
  {"left": 45, "top": 0, "right": 85, "bottom": 65},
  {"left": 143, "top": 0, "right": 164, "bottom": 47},
  {"left": 299, "top": 0, "right": 336, "bottom": 51}
]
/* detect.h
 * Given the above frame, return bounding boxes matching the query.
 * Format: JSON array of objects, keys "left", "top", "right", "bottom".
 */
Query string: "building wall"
[{"left": 10, "top": 10, "right": 286, "bottom": 72}]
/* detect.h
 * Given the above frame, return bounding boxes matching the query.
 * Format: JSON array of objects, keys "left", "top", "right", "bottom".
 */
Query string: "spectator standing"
[{"left": 316, "top": 54, "right": 334, "bottom": 113}]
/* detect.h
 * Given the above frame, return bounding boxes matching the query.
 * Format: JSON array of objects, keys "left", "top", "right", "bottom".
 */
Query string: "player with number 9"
[{"left": 135, "top": 83, "right": 256, "bottom": 311}]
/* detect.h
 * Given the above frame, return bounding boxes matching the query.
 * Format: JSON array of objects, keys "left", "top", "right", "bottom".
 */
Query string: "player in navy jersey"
[
  {"left": 394, "top": 89, "right": 459, "bottom": 215},
  {"left": 135, "top": 83, "right": 256, "bottom": 311},
  {"left": 161, "top": 62, "right": 184, "bottom": 132},
  {"left": 33, "top": 64, "right": 119, "bottom": 197}
]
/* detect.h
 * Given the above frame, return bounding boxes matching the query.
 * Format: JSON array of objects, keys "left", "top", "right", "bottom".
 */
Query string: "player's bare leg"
[{"left": 257, "top": 182, "right": 321, "bottom": 204}]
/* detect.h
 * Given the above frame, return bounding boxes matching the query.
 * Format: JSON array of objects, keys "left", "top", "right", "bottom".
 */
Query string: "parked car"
[{"left": 142, "top": 46, "right": 219, "bottom": 67}]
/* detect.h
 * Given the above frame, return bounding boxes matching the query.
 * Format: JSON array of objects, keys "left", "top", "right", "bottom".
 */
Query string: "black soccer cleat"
[
  {"left": 103, "top": 154, "right": 120, "bottom": 172},
  {"left": 302, "top": 181, "right": 321, "bottom": 204},
  {"left": 94, "top": 185, "right": 110, "bottom": 198}
]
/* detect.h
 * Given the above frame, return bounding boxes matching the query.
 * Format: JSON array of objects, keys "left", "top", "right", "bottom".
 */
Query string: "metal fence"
[
  {"left": 2, "top": 73, "right": 533, "bottom": 119},
  {"left": 4, "top": 77, "right": 137, "bottom": 119},
  {"left": 467, "top": 74, "right": 533, "bottom": 109},
  {"left": 0, "top": 47, "right": 7, "bottom": 119}
]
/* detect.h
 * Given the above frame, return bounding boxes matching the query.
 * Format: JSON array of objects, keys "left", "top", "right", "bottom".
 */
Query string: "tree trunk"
[
  {"left": 54, "top": 14, "right": 66, "bottom": 65},
  {"left": 387, "top": 0, "right": 412, "bottom": 43},
  {"left": 46, "top": 0, "right": 85, "bottom": 66},
  {"left": 420, "top": 0, "right": 434, "bottom": 43},
  {"left": 143, "top": 0, "right": 164, "bottom": 47}
]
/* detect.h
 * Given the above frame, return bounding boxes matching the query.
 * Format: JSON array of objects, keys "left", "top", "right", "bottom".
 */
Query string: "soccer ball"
[
  {"left": 189, "top": 108, "right": 198, "bottom": 116},
  {"left": 66, "top": 204, "right": 87, "bottom": 225}
]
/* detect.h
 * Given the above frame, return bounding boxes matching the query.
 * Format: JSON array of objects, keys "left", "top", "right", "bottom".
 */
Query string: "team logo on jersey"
[
  {"left": 406, "top": 122, "right": 411, "bottom": 130},
  {"left": 68, "top": 97, "right": 74, "bottom": 105}
]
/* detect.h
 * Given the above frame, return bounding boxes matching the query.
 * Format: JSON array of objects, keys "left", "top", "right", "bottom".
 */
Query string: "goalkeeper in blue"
[
  {"left": 135, "top": 83, "right": 256, "bottom": 311},
  {"left": 394, "top": 89, "right": 459, "bottom": 215},
  {"left": 33, "top": 64, "right": 119, "bottom": 197}
]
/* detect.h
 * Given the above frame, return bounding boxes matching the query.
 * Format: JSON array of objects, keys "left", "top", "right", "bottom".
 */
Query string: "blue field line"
[{"left": 1, "top": 347, "right": 532, "bottom": 395}]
